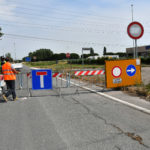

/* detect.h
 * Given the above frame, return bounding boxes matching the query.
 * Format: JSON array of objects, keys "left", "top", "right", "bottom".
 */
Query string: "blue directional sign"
[
  {"left": 126, "top": 65, "right": 136, "bottom": 77},
  {"left": 25, "top": 57, "right": 31, "bottom": 62},
  {"left": 32, "top": 69, "right": 52, "bottom": 90}
]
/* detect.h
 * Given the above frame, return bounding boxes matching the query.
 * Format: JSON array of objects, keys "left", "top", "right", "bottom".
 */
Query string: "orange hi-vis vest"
[{"left": 2, "top": 62, "right": 16, "bottom": 80}]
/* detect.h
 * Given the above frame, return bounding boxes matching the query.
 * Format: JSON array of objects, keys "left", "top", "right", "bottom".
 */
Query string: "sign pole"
[
  {"left": 82, "top": 49, "right": 84, "bottom": 65},
  {"left": 135, "top": 39, "right": 138, "bottom": 58},
  {"left": 134, "top": 40, "right": 136, "bottom": 59}
]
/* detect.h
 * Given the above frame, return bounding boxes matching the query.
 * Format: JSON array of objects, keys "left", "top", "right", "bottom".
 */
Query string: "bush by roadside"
[{"left": 122, "top": 83, "right": 150, "bottom": 101}]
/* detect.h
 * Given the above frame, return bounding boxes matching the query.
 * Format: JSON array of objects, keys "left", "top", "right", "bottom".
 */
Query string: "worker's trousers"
[{"left": 5, "top": 80, "right": 16, "bottom": 99}]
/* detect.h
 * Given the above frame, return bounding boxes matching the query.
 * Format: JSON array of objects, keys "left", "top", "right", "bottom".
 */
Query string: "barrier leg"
[
  {"left": 66, "top": 73, "right": 70, "bottom": 88},
  {"left": 20, "top": 73, "right": 23, "bottom": 89},
  {"left": 75, "top": 77, "right": 80, "bottom": 94},
  {"left": 61, "top": 76, "right": 63, "bottom": 87},
  {"left": 56, "top": 77, "right": 58, "bottom": 87},
  {"left": 59, "top": 87, "right": 61, "bottom": 97},
  {"left": 27, "top": 75, "right": 31, "bottom": 97}
]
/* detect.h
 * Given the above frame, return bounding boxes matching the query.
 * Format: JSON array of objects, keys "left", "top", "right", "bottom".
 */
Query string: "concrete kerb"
[{"left": 59, "top": 77, "right": 150, "bottom": 115}]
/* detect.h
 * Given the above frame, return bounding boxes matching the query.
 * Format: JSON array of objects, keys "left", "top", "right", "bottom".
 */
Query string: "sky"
[{"left": 0, "top": 0, "right": 150, "bottom": 59}]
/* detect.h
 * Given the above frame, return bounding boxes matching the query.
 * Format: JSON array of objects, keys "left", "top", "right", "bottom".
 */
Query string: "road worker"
[{"left": 2, "top": 57, "right": 19, "bottom": 102}]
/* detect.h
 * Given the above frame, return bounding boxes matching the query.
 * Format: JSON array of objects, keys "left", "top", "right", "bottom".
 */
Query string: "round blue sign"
[{"left": 126, "top": 65, "right": 136, "bottom": 76}]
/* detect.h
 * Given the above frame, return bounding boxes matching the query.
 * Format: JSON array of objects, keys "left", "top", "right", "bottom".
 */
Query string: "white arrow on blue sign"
[{"left": 126, "top": 65, "right": 136, "bottom": 76}]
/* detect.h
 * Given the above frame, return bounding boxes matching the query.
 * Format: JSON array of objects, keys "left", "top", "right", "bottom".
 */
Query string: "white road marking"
[{"left": 61, "top": 78, "right": 150, "bottom": 115}]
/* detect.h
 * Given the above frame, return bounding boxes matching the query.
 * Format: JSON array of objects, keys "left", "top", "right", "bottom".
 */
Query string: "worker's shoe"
[
  {"left": 13, "top": 97, "right": 18, "bottom": 101},
  {"left": 2, "top": 94, "right": 8, "bottom": 102}
]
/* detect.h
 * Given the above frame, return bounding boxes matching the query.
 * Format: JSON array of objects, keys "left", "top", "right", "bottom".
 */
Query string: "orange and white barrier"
[{"left": 74, "top": 70, "right": 105, "bottom": 76}]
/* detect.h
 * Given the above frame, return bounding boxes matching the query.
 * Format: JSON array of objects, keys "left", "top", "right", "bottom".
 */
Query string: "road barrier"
[
  {"left": 70, "top": 69, "right": 106, "bottom": 94},
  {"left": 52, "top": 72, "right": 62, "bottom": 78},
  {"left": 7, "top": 69, "right": 106, "bottom": 98},
  {"left": 75, "top": 70, "right": 105, "bottom": 76}
]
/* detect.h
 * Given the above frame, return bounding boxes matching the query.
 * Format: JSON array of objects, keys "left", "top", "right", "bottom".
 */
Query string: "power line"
[
  {"left": 5, "top": 0, "right": 130, "bottom": 21},
  {"left": 0, "top": 22, "right": 128, "bottom": 34},
  {"left": 0, "top": 11, "right": 128, "bottom": 27},
  {"left": 4, "top": 33, "right": 130, "bottom": 47},
  {"left": 12, "top": 5, "right": 129, "bottom": 21}
]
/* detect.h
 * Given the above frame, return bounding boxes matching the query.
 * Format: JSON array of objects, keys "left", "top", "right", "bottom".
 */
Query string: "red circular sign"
[
  {"left": 112, "top": 66, "right": 122, "bottom": 78},
  {"left": 66, "top": 53, "right": 70, "bottom": 58},
  {"left": 127, "top": 21, "right": 144, "bottom": 39}
]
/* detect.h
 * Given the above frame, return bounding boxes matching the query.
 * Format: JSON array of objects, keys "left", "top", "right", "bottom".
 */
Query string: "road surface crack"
[
  {"left": 114, "top": 145, "right": 121, "bottom": 150},
  {"left": 71, "top": 97, "right": 150, "bottom": 149}
]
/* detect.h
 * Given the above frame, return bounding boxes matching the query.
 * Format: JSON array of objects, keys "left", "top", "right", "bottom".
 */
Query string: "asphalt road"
[{"left": 0, "top": 65, "right": 150, "bottom": 150}]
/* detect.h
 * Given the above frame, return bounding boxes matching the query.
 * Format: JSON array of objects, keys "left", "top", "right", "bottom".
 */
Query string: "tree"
[
  {"left": 58, "top": 53, "right": 66, "bottom": 60},
  {"left": 103, "top": 47, "right": 107, "bottom": 55},
  {"left": 90, "top": 48, "right": 94, "bottom": 56},
  {"left": 0, "top": 27, "right": 3, "bottom": 38},
  {"left": 28, "top": 49, "right": 53, "bottom": 61},
  {"left": 70, "top": 53, "right": 79, "bottom": 59},
  {"left": 5, "top": 53, "right": 13, "bottom": 62}
]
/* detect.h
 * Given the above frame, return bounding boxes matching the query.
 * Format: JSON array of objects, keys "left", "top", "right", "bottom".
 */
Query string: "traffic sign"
[
  {"left": 112, "top": 66, "right": 122, "bottom": 78},
  {"left": 126, "top": 65, "right": 136, "bottom": 76},
  {"left": 25, "top": 57, "right": 31, "bottom": 62},
  {"left": 32, "top": 69, "right": 52, "bottom": 90},
  {"left": 127, "top": 21, "right": 144, "bottom": 39},
  {"left": 105, "top": 59, "right": 141, "bottom": 88},
  {"left": 66, "top": 53, "right": 70, "bottom": 58}
]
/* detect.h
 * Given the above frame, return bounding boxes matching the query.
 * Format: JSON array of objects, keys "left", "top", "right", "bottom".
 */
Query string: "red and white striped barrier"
[
  {"left": 27, "top": 72, "right": 31, "bottom": 77},
  {"left": 74, "top": 70, "right": 105, "bottom": 76},
  {"left": 27, "top": 72, "right": 62, "bottom": 78},
  {"left": 53, "top": 72, "right": 62, "bottom": 78}
]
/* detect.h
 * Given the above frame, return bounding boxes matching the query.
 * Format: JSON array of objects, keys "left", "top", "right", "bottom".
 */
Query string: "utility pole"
[{"left": 14, "top": 42, "right": 16, "bottom": 61}]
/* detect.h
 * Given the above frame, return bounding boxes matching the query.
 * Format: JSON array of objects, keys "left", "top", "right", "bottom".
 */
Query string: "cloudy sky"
[{"left": 0, "top": 0, "right": 150, "bottom": 59}]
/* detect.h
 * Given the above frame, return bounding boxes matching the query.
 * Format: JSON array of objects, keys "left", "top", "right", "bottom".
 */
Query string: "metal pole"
[
  {"left": 135, "top": 39, "right": 138, "bottom": 58},
  {"left": 82, "top": 49, "right": 84, "bottom": 65},
  {"left": 61, "top": 74, "right": 62, "bottom": 88},
  {"left": 131, "top": 4, "right": 133, "bottom": 21},
  {"left": 131, "top": 4, "right": 135, "bottom": 58},
  {"left": 14, "top": 42, "right": 17, "bottom": 61},
  {"left": 68, "top": 72, "right": 70, "bottom": 87},
  {"left": 27, "top": 73, "right": 30, "bottom": 97}
]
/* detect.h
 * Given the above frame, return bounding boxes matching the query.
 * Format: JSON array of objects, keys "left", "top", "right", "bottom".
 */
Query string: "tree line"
[{"left": 22, "top": 48, "right": 99, "bottom": 61}]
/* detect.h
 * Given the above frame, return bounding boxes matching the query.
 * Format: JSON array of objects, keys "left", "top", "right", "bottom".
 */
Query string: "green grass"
[
  {"left": 24, "top": 61, "right": 56, "bottom": 66},
  {"left": 146, "top": 83, "right": 150, "bottom": 91},
  {"left": 24, "top": 60, "right": 104, "bottom": 71}
]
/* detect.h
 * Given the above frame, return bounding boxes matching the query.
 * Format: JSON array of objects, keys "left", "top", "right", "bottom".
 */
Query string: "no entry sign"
[
  {"left": 127, "top": 21, "right": 144, "bottom": 39},
  {"left": 66, "top": 53, "right": 70, "bottom": 58},
  {"left": 112, "top": 66, "right": 122, "bottom": 78}
]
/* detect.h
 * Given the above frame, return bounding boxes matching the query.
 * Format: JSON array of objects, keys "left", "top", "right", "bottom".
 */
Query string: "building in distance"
[{"left": 126, "top": 45, "right": 150, "bottom": 57}]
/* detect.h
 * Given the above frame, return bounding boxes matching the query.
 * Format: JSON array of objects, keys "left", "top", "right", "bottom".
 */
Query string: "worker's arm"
[
  {"left": 12, "top": 68, "right": 20, "bottom": 74},
  {"left": 11, "top": 64, "right": 20, "bottom": 74}
]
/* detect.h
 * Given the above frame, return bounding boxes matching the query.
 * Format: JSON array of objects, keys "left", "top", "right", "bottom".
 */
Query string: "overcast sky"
[{"left": 0, "top": 0, "right": 150, "bottom": 59}]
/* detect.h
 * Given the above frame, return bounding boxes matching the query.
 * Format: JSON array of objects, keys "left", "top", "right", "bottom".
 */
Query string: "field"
[{"left": 24, "top": 60, "right": 104, "bottom": 71}]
